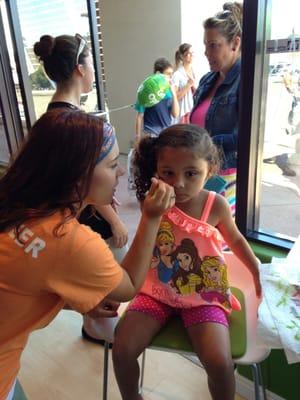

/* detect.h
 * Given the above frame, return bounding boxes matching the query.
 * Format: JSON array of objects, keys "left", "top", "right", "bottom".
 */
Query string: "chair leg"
[
  {"left": 103, "top": 341, "right": 110, "bottom": 400},
  {"left": 251, "top": 363, "right": 261, "bottom": 400},
  {"left": 139, "top": 350, "right": 146, "bottom": 393},
  {"left": 257, "top": 363, "right": 268, "bottom": 400},
  {"left": 251, "top": 363, "right": 268, "bottom": 400}
]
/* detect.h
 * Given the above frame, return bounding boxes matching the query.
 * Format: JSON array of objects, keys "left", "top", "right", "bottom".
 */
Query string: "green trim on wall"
[
  {"left": 250, "top": 241, "right": 287, "bottom": 263},
  {"left": 238, "top": 241, "right": 299, "bottom": 400}
]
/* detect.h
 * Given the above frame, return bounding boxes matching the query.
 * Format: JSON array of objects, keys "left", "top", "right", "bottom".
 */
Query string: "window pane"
[
  {"left": 260, "top": 0, "right": 300, "bottom": 239},
  {"left": 0, "top": 108, "right": 10, "bottom": 165},
  {"left": 16, "top": 0, "right": 98, "bottom": 117}
]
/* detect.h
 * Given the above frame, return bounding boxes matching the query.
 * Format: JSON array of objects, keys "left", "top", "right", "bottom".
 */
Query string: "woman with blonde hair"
[{"left": 190, "top": 2, "right": 243, "bottom": 216}]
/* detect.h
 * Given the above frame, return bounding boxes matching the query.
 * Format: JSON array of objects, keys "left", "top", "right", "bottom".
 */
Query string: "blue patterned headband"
[{"left": 97, "top": 122, "right": 116, "bottom": 163}]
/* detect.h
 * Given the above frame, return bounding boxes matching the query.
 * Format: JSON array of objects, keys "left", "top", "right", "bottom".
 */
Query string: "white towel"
[{"left": 257, "top": 257, "right": 300, "bottom": 364}]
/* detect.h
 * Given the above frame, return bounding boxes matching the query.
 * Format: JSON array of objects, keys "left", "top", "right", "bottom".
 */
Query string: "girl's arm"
[
  {"left": 169, "top": 83, "right": 180, "bottom": 118},
  {"left": 108, "top": 178, "right": 176, "bottom": 302},
  {"left": 94, "top": 204, "right": 128, "bottom": 248},
  {"left": 214, "top": 195, "right": 261, "bottom": 297},
  {"left": 175, "top": 76, "right": 194, "bottom": 100}
]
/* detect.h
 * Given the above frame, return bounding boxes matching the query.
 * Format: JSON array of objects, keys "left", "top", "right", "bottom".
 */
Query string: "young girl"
[
  {"left": 112, "top": 124, "right": 261, "bottom": 400},
  {"left": 172, "top": 43, "right": 196, "bottom": 123}
]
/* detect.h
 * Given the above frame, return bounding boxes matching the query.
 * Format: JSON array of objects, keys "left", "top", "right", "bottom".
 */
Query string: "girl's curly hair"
[{"left": 133, "top": 124, "right": 221, "bottom": 201}]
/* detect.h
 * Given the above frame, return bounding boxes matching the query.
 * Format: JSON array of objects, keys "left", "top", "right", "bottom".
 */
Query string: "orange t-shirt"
[{"left": 0, "top": 213, "right": 123, "bottom": 399}]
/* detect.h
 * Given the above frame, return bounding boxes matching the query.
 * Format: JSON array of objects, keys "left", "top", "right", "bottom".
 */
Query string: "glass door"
[
  {"left": 0, "top": 1, "right": 25, "bottom": 167},
  {"left": 259, "top": 0, "right": 300, "bottom": 240}
]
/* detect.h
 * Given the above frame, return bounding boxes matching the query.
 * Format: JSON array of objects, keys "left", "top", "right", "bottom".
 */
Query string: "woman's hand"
[
  {"left": 111, "top": 196, "right": 121, "bottom": 212},
  {"left": 85, "top": 298, "right": 120, "bottom": 319},
  {"left": 111, "top": 219, "right": 128, "bottom": 248},
  {"left": 143, "top": 177, "right": 175, "bottom": 218}
]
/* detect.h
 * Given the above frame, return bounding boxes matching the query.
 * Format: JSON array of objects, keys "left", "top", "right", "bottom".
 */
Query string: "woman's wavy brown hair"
[{"left": 0, "top": 109, "right": 103, "bottom": 235}]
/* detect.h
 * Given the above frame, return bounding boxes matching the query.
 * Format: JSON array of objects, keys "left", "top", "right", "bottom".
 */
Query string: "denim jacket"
[{"left": 191, "top": 59, "right": 240, "bottom": 169}]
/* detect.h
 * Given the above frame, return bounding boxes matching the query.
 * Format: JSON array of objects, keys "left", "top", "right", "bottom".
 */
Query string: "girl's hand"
[
  {"left": 143, "top": 177, "right": 175, "bottom": 218},
  {"left": 111, "top": 220, "right": 128, "bottom": 248},
  {"left": 169, "top": 83, "right": 177, "bottom": 96},
  {"left": 187, "top": 76, "right": 195, "bottom": 87}
]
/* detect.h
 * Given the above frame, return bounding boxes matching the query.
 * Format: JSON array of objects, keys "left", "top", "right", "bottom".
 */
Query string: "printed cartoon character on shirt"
[
  {"left": 151, "top": 222, "right": 179, "bottom": 283},
  {"left": 200, "top": 256, "right": 231, "bottom": 310},
  {"left": 170, "top": 238, "right": 203, "bottom": 295}
]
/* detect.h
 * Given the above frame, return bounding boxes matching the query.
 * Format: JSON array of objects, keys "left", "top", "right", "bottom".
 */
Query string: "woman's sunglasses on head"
[{"left": 75, "top": 33, "right": 87, "bottom": 64}]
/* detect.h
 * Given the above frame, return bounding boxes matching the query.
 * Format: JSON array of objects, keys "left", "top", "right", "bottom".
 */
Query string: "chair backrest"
[{"left": 223, "top": 252, "right": 269, "bottom": 363}]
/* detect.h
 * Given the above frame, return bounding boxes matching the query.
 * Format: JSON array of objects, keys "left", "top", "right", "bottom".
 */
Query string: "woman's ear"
[
  {"left": 232, "top": 36, "right": 241, "bottom": 52},
  {"left": 75, "top": 63, "right": 85, "bottom": 77}
]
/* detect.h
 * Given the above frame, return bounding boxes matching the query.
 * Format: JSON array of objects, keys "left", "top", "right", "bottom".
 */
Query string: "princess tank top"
[{"left": 140, "top": 191, "right": 240, "bottom": 313}]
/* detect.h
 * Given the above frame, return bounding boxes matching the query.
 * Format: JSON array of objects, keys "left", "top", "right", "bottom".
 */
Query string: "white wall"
[
  {"left": 101, "top": 0, "right": 226, "bottom": 154},
  {"left": 101, "top": 0, "right": 181, "bottom": 153},
  {"left": 180, "top": 0, "right": 226, "bottom": 82}
]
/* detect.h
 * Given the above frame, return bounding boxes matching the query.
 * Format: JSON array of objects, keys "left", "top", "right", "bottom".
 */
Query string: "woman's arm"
[
  {"left": 212, "top": 125, "right": 238, "bottom": 152},
  {"left": 175, "top": 76, "right": 194, "bottom": 100},
  {"left": 108, "top": 178, "right": 175, "bottom": 302}
]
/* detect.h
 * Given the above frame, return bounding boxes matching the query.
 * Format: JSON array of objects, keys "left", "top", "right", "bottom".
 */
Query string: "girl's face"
[
  {"left": 183, "top": 47, "right": 194, "bottom": 64},
  {"left": 86, "top": 142, "right": 124, "bottom": 205},
  {"left": 158, "top": 240, "right": 173, "bottom": 256},
  {"left": 81, "top": 52, "right": 95, "bottom": 94},
  {"left": 204, "top": 28, "right": 240, "bottom": 75},
  {"left": 157, "top": 146, "right": 211, "bottom": 204},
  {"left": 177, "top": 252, "right": 192, "bottom": 271}
]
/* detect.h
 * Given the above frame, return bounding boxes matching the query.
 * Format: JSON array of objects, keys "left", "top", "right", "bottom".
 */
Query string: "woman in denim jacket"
[{"left": 190, "top": 2, "right": 242, "bottom": 215}]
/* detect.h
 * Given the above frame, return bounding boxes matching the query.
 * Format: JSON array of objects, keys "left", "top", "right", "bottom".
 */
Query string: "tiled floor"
[{"left": 19, "top": 309, "right": 245, "bottom": 400}]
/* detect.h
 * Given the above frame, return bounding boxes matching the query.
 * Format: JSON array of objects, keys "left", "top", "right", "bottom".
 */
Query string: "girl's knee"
[
  {"left": 112, "top": 334, "right": 139, "bottom": 364},
  {"left": 202, "top": 354, "right": 234, "bottom": 377}
]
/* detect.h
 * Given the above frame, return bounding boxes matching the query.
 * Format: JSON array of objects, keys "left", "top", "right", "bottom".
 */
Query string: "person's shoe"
[
  {"left": 81, "top": 327, "right": 113, "bottom": 348},
  {"left": 281, "top": 165, "right": 296, "bottom": 177},
  {"left": 263, "top": 157, "right": 276, "bottom": 164}
]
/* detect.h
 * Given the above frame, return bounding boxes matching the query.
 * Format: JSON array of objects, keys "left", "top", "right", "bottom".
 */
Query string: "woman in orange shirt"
[{"left": 0, "top": 109, "right": 175, "bottom": 400}]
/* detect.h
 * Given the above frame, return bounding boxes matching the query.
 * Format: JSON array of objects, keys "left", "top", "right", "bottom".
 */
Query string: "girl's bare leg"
[
  {"left": 187, "top": 322, "right": 235, "bottom": 400},
  {"left": 112, "top": 311, "right": 162, "bottom": 400}
]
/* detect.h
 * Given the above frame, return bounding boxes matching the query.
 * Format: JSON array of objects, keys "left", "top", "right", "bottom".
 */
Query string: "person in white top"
[{"left": 172, "top": 43, "right": 197, "bottom": 123}]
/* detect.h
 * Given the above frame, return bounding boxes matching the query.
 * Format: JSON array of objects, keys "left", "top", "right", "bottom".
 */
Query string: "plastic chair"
[{"left": 102, "top": 252, "right": 270, "bottom": 400}]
